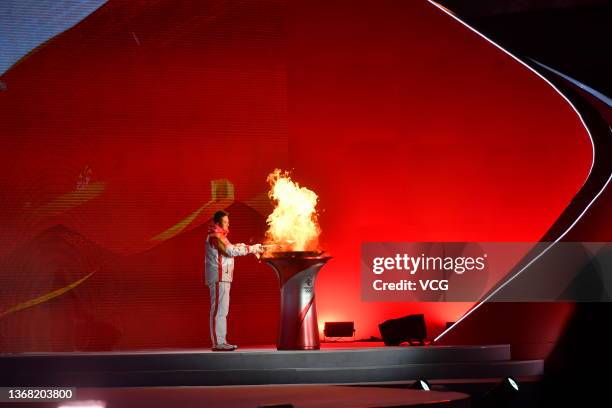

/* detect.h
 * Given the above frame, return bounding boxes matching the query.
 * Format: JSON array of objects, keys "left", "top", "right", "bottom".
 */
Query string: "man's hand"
[{"left": 250, "top": 244, "right": 264, "bottom": 254}]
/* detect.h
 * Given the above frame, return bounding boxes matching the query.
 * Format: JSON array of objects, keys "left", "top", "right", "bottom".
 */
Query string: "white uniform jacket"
[{"left": 204, "top": 225, "right": 256, "bottom": 285}]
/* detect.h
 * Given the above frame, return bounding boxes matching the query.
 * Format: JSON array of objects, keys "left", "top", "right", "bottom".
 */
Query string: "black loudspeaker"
[
  {"left": 378, "top": 314, "right": 427, "bottom": 346},
  {"left": 324, "top": 322, "right": 355, "bottom": 338}
]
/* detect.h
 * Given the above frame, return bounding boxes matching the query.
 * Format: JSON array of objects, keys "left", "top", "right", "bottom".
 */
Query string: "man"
[{"left": 204, "top": 210, "right": 264, "bottom": 351}]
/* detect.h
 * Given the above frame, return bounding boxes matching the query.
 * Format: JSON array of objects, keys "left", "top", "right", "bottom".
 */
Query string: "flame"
[{"left": 264, "top": 169, "right": 321, "bottom": 253}]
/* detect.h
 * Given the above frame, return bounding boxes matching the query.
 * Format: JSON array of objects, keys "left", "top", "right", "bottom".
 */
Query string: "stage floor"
[{"left": 1, "top": 342, "right": 543, "bottom": 387}]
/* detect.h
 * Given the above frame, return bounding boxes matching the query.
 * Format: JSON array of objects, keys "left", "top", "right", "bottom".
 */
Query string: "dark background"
[{"left": 438, "top": 0, "right": 612, "bottom": 95}]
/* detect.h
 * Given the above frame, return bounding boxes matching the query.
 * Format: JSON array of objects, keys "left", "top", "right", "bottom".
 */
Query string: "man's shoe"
[
  {"left": 212, "top": 343, "right": 236, "bottom": 352},
  {"left": 226, "top": 343, "right": 238, "bottom": 350}
]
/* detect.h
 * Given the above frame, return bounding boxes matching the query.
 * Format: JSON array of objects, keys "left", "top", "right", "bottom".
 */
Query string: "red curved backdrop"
[{"left": 0, "top": 0, "right": 591, "bottom": 352}]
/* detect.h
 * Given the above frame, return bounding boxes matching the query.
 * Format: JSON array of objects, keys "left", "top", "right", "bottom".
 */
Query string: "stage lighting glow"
[
  {"left": 479, "top": 376, "right": 521, "bottom": 406},
  {"left": 507, "top": 377, "right": 519, "bottom": 391},
  {"left": 409, "top": 379, "right": 431, "bottom": 391}
]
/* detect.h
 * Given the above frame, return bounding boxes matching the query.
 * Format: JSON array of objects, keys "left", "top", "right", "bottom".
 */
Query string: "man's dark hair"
[{"left": 213, "top": 210, "right": 228, "bottom": 225}]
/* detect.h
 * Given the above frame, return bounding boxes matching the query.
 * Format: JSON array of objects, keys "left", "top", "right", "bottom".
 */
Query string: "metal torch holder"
[{"left": 264, "top": 254, "right": 332, "bottom": 350}]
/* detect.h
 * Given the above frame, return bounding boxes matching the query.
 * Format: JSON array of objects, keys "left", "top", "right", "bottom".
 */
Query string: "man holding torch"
[{"left": 204, "top": 210, "right": 265, "bottom": 351}]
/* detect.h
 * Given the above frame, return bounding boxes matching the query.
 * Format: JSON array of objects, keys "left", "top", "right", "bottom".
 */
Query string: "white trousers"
[{"left": 208, "top": 282, "right": 231, "bottom": 346}]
